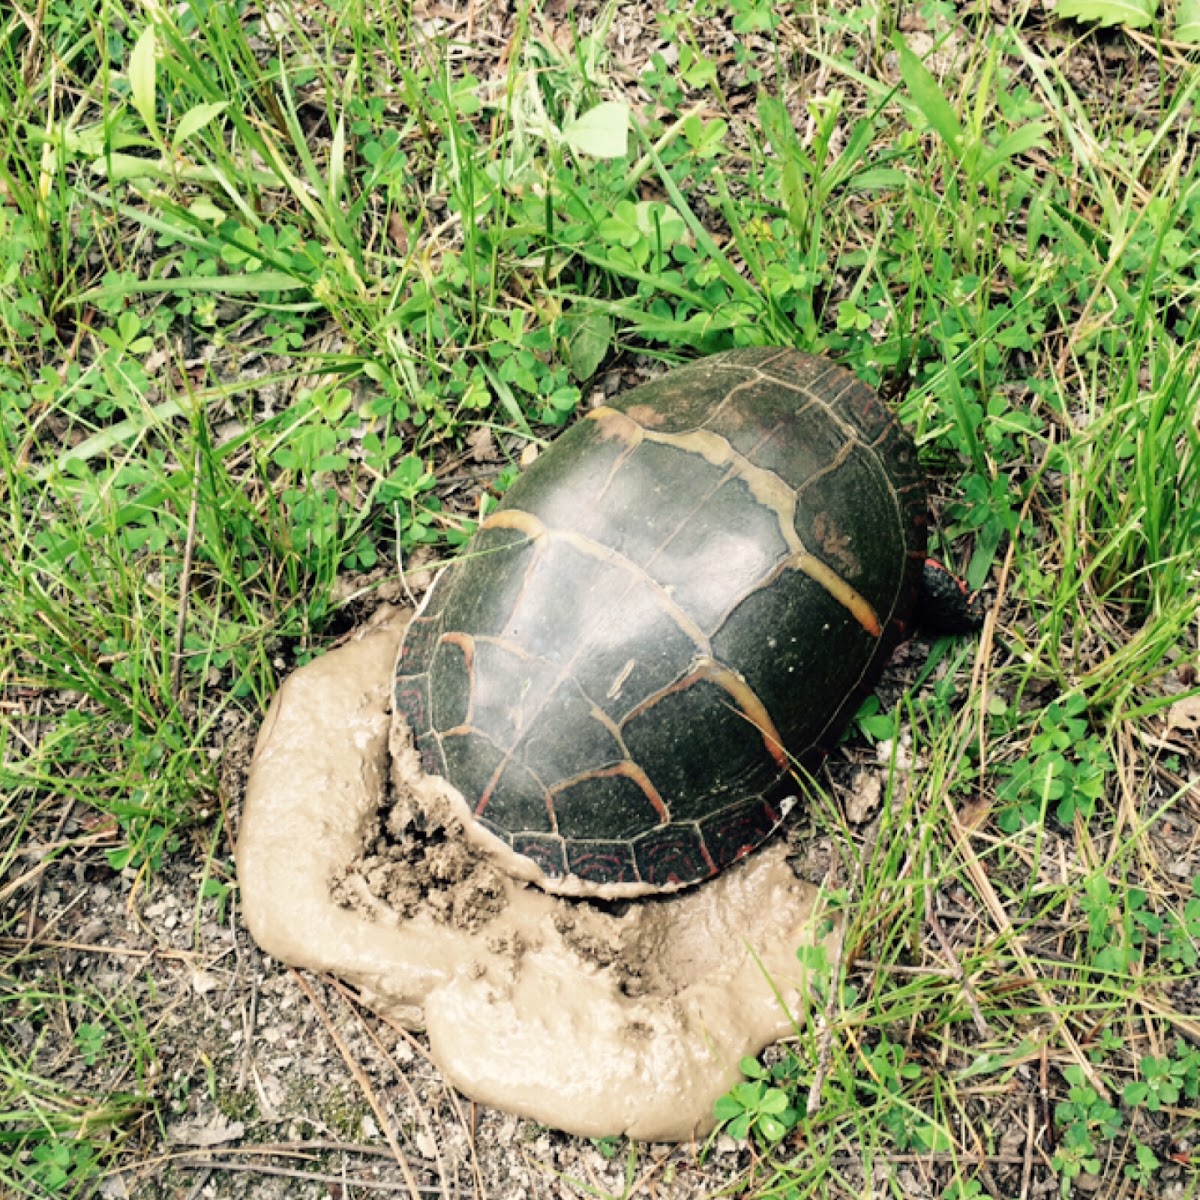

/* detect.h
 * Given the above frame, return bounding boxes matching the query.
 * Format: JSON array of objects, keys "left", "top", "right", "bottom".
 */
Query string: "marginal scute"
[
  {"left": 633, "top": 822, "right": 713, "bottom": 887},
  {"left": 566, "top": 840, "right": 640, "bottom": 885},
  {"left": 508, "top": 831, "right": 567, "bottom": 875},
  {"left": 429, "top": 635, "right": 472, "bottom": 730},
  {"left": 699, "top": 797, "right": 785, "bottom": 872},
  {"left": 393, "top": 348, "right": 927, "bottom": 895}
]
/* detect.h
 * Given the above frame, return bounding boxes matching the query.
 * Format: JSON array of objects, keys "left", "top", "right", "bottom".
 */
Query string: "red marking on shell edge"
[
  {"left": 439, "top": 630, "right": 475, "bottom": 667},
  {"left": 925, "top": 557, "right": 971, "bottom": 595},
  {"left": 394, "top": 684, "right": 428, "bottom": 732},
  {"left": 760, "top": 730, "right": 789, "bottom": 770},
  {"left": 473, "top": 764, "right": 559, "bottom": 837},
  {"left": 474, "top": 772, "right": 498, "bottom": 817}
]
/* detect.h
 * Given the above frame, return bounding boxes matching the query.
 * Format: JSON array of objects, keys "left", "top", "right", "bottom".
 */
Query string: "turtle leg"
[{"left": 916, "top": 558, "right": 986, "bottom": 634}]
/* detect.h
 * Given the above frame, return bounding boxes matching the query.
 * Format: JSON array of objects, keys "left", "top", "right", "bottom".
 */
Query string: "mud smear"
[{"left": 238, "top": 612, "right": 840, "bottom": 1142}]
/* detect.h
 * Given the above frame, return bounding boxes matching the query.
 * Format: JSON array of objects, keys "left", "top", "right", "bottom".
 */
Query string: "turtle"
[{"left": 393, "top": 346, "right": 973, "bottom": 896}]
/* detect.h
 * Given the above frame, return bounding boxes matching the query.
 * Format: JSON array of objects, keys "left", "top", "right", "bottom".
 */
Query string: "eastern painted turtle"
[{"left": 394, "top": 347, "right": 964, "bottom": 894}]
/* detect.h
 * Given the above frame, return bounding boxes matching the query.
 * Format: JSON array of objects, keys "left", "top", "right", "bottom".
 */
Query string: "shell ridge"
[
  {"left": 805, "top": 374, "right": 922, "bottom": 515},
  {"left": 792, "top": 432, "right": 860, "bottom": 498},
  {"left": 461, "top": 529, "right": 713, "bottom": 822},
  {"left": 499, "top": 523, "right": 713, "bottom": 653},
  {"left": 586, "top": 407, "right": 645, "bottom": 500},
  {"left": 802, "top": 492, "right": 924, "bottom": 753},
  {"left": 582, "top": 692, "right": 634, "bottom": 760},
  {"left": 467, "top": 739, "right": 557, "bottom": 833},
  {"left": 695, "top": 366, "right": 772, "bottom": 431},
  {"left": 477, "top": 510, "right": 551, "bottom": 652}
]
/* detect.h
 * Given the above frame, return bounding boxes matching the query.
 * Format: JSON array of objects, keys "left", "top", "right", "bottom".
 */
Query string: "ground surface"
[
  {"left": 5, "top": 0, "right": 1200, "bottom": 1197},
  {"left": 17, "top": 629, "right": 1200, "bottom": 1198}
]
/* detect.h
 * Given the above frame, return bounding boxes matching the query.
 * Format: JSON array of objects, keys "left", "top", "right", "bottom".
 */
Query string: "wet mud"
[{"left": 238, "top": 612, "right": 838, "bottom": 1142}]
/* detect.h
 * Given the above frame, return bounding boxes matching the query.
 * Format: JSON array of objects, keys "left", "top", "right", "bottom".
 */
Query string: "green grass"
[{"left": 2, "top": 0, "right": 1199, "bottom": 1195}]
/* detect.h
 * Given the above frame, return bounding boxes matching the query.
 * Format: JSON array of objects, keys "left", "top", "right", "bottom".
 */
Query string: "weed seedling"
[{"left": 713, "top": 1055, "right": 802, "bottom": 1145}]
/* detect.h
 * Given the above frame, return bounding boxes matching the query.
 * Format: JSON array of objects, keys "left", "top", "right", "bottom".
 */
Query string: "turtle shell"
[{"left": 394, "top": 347, "right": 927, "bottom": 895}]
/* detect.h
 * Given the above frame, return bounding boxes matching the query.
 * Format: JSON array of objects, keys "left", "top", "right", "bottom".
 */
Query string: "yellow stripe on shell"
[
  {"left": 548, "top": 760, "right": 669, "bottom": 822},
  {"left": 481, "top": 509, "right": 712, "bottom": 651},
  {"left": 587, "top": 407, "right": 882, "bottom": 638},
  {"left": 619, "top": 655, "right": 788, "bottom": 770}
]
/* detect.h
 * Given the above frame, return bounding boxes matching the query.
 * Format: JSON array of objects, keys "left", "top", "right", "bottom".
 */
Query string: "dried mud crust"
[
  {"left": 332, "top": 796, "right": 508, "bottom": 932},
  {"left": 328, "top": 669, "right": 825, "bottom": 1000},
  {"left": 333, "top": 761, "right": 699, "bottom": 996}
]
